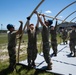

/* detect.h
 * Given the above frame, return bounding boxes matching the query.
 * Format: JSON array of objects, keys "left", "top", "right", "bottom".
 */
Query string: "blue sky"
[{"left": 0, "top": 0, "right": 76, "bottom": 30}]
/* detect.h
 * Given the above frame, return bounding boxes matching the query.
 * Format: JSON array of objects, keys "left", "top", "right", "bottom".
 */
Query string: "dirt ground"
[{"left": 0, "top": 44, "right": 27, "bottom": 62}]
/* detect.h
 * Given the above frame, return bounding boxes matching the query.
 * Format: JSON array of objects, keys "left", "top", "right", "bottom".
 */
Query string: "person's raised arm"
[
  {"left": 42, "top": 14, "right": 46, "bottom": 23},
  {"left": 55, "top": 19, "right": 58, "bottom": 30},
  {"left": 26, "top": 17, "right": 30, "bottom": 30},
  {"left": 35, "top": 17, "right": 39, "bottom": 28},
  {"left": 16, "top": 21, "right": 23, "bottom": 35},
  {"left": 35, "top": 11, "right": 45, "bottom": 26}
]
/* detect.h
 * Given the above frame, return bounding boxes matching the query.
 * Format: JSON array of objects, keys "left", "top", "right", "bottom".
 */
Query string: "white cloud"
[
  {"left": 45, "top": 10, "right": 52, "bottom": 14},
  {"left": 59, "top": 16, "right": 63, "bottom": 18}
]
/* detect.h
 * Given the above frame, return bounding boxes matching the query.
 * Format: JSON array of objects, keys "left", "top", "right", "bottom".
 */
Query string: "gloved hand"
[{"left": 27, "top": 16, "right": 30, "bottom": 20}]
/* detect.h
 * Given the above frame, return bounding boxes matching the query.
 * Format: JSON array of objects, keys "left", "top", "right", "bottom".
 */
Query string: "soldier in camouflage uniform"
[
  {"left": 61, "top": 28, "right": 68, "bottom": 45},
  {"left": 7, "top": 21, "right": 23, "bottom": 71},
  {"left": 27, "top": 17, "right": 39, "bottom": 67},
  {"left": 69, "top": 25, "right": 76, "bottom": 57},
  {"left": 50, "top": 20, "right": 58, "bottom": 56},
  {"left": 35, "top": 11, "right": 53, "bottom": 70}
]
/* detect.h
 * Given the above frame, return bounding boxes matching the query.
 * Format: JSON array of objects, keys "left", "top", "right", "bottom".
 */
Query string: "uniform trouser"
[
  {"left": 69, "top": 40, "right": 76, "bottom": 54},
  {"left": 43, "top": 43, "right": 51, "bottom": 64},
  {"left": 51, "top": 41, "right": 57, "bottom": 54},
  {"left": 62, "top": 37, "right": 67, "bottom": 44},
  {"left": 8, "top": 46, "right": 16, "bottom": 68},
  {"left": 27, "top": 47, "right": 38, "bottom": 64}
]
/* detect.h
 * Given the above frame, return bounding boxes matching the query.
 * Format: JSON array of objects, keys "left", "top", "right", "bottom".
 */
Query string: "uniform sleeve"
[
  {"left": 35, "top": 27, "right": 40, "bottom": 34},
  {"left": 27, "top": 29, "right": 30, "bottom": 33},
  {"left": 54, "top": 20, "right": 57, "bottom": 30},
  {"left": 11, "top": 31, "right": 17, "bottom": 38}
]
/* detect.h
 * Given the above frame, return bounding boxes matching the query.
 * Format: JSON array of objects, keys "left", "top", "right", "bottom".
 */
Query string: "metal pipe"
[
  {"left": 74, "top": 21, "right": 76, "bottom": 23},
  {"left": 39, "top": 13, "right": 69, "bottom": 22},
  {"left": 53, "top": 1, "right": 76, "bottom": 20},
  {"left": 62, "top": 11, "right": 76, "bottom": 22},
  {"left": 70, "top": 17, "right": 76, "bottom": 22}
]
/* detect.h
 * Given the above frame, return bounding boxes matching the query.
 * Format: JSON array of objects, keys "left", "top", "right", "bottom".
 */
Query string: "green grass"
[
  {"left": 0, "top": 33, "right": 63, "bottom": 75},
  {"left": 0, "top": 33, "right": 8, "bottom": 44}
]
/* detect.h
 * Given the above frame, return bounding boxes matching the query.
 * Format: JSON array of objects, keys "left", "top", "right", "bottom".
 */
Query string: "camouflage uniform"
[
  {"left": 50, "top": 27, "right": 57, "bottom": 56},
  {"left": 27, "top": 27, "right": 39, "bottom": 66},
  {"left": 50, "top": 20, "right": 58, "bottom": 56},
  {"left": 42, "top": 25, "right": 51, "bottom": 64},
  {"left": 7, "top": 31, "right": 17, "bottom": 69},
  {"left": 69, "top": 29, "right": 76, "bottom": 56},
  {"left": 61, "top": 29, "right": 68, "bottom": 44}
]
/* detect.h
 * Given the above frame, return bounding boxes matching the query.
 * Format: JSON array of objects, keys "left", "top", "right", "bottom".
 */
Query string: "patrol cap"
[
  {"left": 45, "top": 19, "right": 53, "bottom": 26},
  {"left": 48, "top": 19, "right": 53, "bottom": 25},
  {"left": 7, "top": 24, "right": 14, "bottom": 30}
]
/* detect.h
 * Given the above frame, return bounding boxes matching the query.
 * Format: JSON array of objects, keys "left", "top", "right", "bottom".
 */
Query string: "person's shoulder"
[
  {"left": 11, "top": 30, "right": 17, "bottom": 34},
  {"left": 7, "top": 31, "right": 10, "bottom": 34}
]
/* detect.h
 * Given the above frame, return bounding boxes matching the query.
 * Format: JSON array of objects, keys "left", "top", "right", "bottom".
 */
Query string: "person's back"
[
  {"left": 8, "top": 31, "right": 17, "bottom": 47},
  {"left": 50, "top": 27, "right": 57, "bottom": 41},
  {"left": 70, "top": 30, "right": 76, "bottom": 40},
  {"left": 61, "top": 29, "right": 68, "bottom": 44},
  {"left": 50, "top": 21, "right": 57, "bottom": 56},
  {"left": 42, "top": 25, "right": 49, "bottom": 43}
]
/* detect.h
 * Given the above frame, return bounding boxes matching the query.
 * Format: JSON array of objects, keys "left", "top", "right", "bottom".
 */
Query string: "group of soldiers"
[
  {"left": 68, "top": 25, "right": 76, "bottom": 57},
  {"left": 60, "top": 25, "right": 76, "bottom": 57},
  {"left": 59, "top": 27, "right": 68, "bottom": 45},
  {"left": 6, "top": 11, "right": 76, "bottom": 72}
]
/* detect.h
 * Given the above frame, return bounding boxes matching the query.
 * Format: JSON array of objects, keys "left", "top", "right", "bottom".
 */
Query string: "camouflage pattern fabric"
[
  {"left": 27, "top": 27, "right": 38, "bottom": 65},
  {"left": 50, "top": 29, "right": 57, "bottom": 54},
  {"left": 42, "top": 26, "right": 51, "bottom": 64},
  {"left": 7, "top": 31, "right": 17, "bottom": 68},
  {"left": 8, "top": 46, "right": 16, "bottom": 68},
  {"left": 69, "top": 30, "right": 76, "bottom": 56},
  {"left": 61, "top": 30, "right": 68, "bottom": 44}
]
